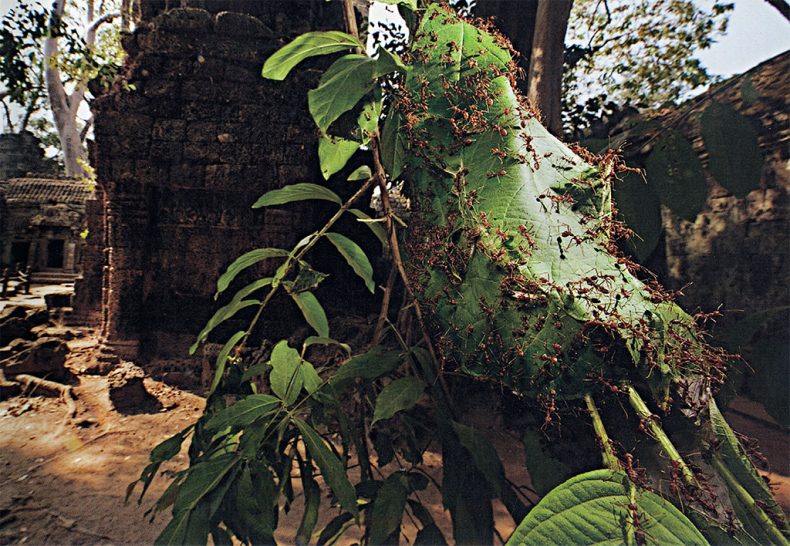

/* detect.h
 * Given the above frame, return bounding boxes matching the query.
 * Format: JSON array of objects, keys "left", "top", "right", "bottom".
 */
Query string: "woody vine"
[{"left": 128, "top": 2, "right": 790, "bottom": 545}]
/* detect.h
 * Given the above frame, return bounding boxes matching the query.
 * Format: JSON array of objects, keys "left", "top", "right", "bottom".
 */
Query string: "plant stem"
[
  {"left": 627, "top": 386, "right": 698, "bottom": 488},
  {"left": 584, "top": 394, "right": 618, "bottom": 470}
]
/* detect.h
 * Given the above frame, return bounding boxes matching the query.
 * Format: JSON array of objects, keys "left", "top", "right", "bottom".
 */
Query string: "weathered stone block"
[
  {"left": 154, "top": 8, "right": 213, "bottom": 34},
  {"left": 215, "top": 11, "right": 274, "bottom": 38},
  {"left": 205, "top": 164, "right": 245, "bottom": 189},
  {"left": 184, "top": 142, "right": 221, "bottom": 164},
  {"left": 186, "top": 121, "right": 217, "bottom": 143},
  {"left": 152, "top": 119, "right": 186, "bottom": 141}
]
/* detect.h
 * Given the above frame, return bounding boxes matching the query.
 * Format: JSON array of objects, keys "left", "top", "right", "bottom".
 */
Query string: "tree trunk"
[
  {"left": 474, "top": 0, "right": 572, "bottom": 137},
  {"left": 527, "top": 0, "right": 572, "bottom": 136},
  {"left": 44, "top": 0, "right": 90, "bottom": 178}
]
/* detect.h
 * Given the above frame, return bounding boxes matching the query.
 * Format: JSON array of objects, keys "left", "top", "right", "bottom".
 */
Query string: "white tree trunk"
[{"left": 44, "top": 0, "right": 89, "bottom": 178}]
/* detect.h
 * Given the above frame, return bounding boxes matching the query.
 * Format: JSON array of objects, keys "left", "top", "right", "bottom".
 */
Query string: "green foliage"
[
  {"left": 506, "top": 470, "right": 709, "bottom": 546},
  {"left": 134, "top": 4, "right": 787, "bottom": 546},
  {"left": 565, "top": 0, "right": 733, "bottom": 108}
]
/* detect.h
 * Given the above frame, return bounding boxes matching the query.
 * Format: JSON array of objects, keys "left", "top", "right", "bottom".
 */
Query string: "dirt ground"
[{"left": 0, "top": 328, "right": 788, "bottom": 545}]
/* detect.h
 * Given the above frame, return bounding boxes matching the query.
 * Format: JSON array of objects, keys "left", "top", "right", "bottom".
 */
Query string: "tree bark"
[
  {"left": 527, "top": 0, "right": 572, "bottom": 136},
  {"left": 45, "top": 0, "right": 88, "bottom": 178}
]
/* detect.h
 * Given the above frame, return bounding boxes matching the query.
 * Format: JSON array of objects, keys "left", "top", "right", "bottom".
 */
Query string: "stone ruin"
[{"left": 80, "top": 1, "right": 349, "bottom": 375}]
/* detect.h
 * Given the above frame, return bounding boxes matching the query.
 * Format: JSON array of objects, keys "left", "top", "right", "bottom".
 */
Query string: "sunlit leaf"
[
  {"left": 268, "top": 340, "right": 303, "bottom": 406},
  {"left": 252, "top": 183, "right": 342, "bottom": 208},
  {"left": 318, "top": 136, "right": 361, "bottom": 180},
  {"left": 505, "top": 470, "right": 709, "bottom": 546},
  {"left": 325, "top": 232, "right": 375, "bottom": 293},
  {"left": 191, "top": 300, "right": 257, "bottom": 354},
  {"left": 291, "top": 291, "right": 329, "bottom": 338},
  {"left": 215, "top": 248, "right": 289, "bottom": 295},
  {"left": 347, "top": 165, "right": 372, "bottom": 181},
  {"left": 262, "top": 31, "right": 364, "bottom": 81},
  {"left": 309, "top": 54, "right": 377, "bottom": 134}
]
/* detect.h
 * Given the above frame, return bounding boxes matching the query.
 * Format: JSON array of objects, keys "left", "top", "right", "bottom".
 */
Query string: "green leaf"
[
  {"left": 269, "top": 340, "right": 303, "bottom": 406},
  {"left": 224, "top": 463, "right": 278, "bottom": 544},
  {"left": 709, "top": 398, "right": 790, "bottom": 536},
  {"left": 347, "top": 165, "right": 372, "bottom": 181},
  {"left": 379, "top": 108, "right": 406, "bottom": 181},
  {"left": 348, "top": 208, "right": 389, "bottom": 250},
  {"left": 241, "top": 362, "right": 269, "bottom": 383},
  {"left": 505, "top": 470, "right": 709, "bottom": 546},
  {"left": 293, "top": 418, "right": 359, "bottom": 518},
  {"left": 205, "top": 394, "right": 280, "bottom": 431},
  {"left": 332, "top": 346, "right": 402, "bottom": 383},
  {"left": 296, "top": 473, "right": 321, "bottom": 546},
  {"left": 357, "top": 88, "right": 383, "bottom": 142},
  {"left": 150, "top": 429, "right": 188, "bottom": 463},
  {"left": 209, "top": 330, "right": 246, "bottom": 395},
  {"left": 215, "top": 248, "right": 289, "bottom": 295},
  {"left": 452, "top": 422, "right": 507, "bottom": 500},
  {"left": 217, "top": 277, "right": 273, "bottom": 302},
  {"left": 291, "top": 291, "right": 329, "bottom": 338},
  {"left": 191, "top": 299, "right": 257, "bottom": 354},
  {"left": 373, "top": 45, "right": 407, "bottom": 77},
  {"left": 262, "top": 31, "right": 364, "bottom": 81},
  {"left": 253, "top": 183, "right": 342, "bottom": 208},
  {"left": 325, "top": 232, "right": 375, "bottom": 293},
  {"left": 318, "top": 136, "right": 361, "bottom": 180},
  {"left": 301, "top": 361, "right": 323, "bottom": 395},
  {"left": 155, "top": 500, "right": 210, "bottom": 546},
  {"left": 369, "top": 473, "right": 409, "bottom": 545},
  {"left": 171, "top": 453, "right": 238, "bottom": 515},
  {"left": 308, "top": 54, "right": 377, "bottom": 134},
  {"left": 372, "top": 376, "right": 425, "bottom": 424},
  {"left": 700, "top": 101, "right": 763, "bottom": 199},
  {"left": 303, "top": 336, "right": 352, "bottom": 355},
  {"left": 645, "top": 130, "right": 708, "bottom": 221}
]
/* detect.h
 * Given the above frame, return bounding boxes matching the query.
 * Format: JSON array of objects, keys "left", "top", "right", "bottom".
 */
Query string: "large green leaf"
[
  {"left": 308, "top": 54, "right": 377, "bottom": 134},
  {"left": 645, "top": 131, "right": 708, "bottom": 221},
  {"left": 223, "top": 463, "right": 277, "bottom": 545},
  {"left": 700, "top": 101, "right": 763, "bottom": 199},
  {"left": 506, "top": 470, "right": 709, "bottom": 546},
  {"left": 269, "top": 340, "right": 304, "bottom": 406},
  {"left": 372, "top": 376, "right": 426, "bottom": 424},
  {"left": 252, "top": 183, "right": 342, "bottom": 208},
  {"left": 205, "top": 394, "right": 280, "bottom": 431},
  {"left": 293, "top": 418, "right": 359, "bottom": 518},
  {"left": 318, "top": 136, "right": 361, "bottom": 180},
  {"left": 262, "top": 31, "right": 364, "bottom": 81},
  {"left": 325, "top": 232, "right": 375, "bottom": 293},
  {"left": 399, "top": 5, "right": 698, "bottom": 408},
  {"left": 215, "top": 248, "right": 289, "bottom": 295},
  {"left": 291, "top": 290, "right": 329, "bottom": 338}
]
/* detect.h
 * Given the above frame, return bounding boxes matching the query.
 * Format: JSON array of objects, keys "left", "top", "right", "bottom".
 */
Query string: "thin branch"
[
  {"left": 764, "top": 0, "right": 790, "bottom": 23},
  {"left": 86, "top": 11, "right": 120, "bottom": 44},
  {"left": 79, "top": 115, "right": 94, "bottom": 142}
]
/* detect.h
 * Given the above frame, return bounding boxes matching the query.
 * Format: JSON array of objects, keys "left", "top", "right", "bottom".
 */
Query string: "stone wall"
[{"left": 87, "top": 3, "right": 344, "bottom": 362}]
